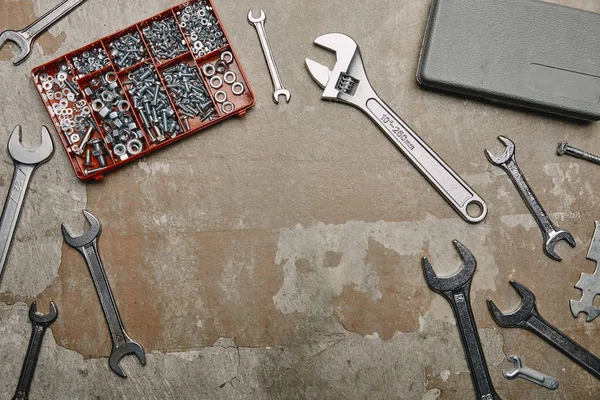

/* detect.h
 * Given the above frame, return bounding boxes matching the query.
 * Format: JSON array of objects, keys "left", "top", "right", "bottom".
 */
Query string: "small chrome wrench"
[
  {"left": 12, "top": 302, "right": 58, "bottom": 400},
  {"left": 423, "top": 241, "right": 501, "bottom": 400},
  {"left": 0, "top": 126, "right": 54, "bottom": 285},
  {"left": 489, "top": 281, "right": 600, "bottom": 381},
  {"left": 0, "top": 0, "right": 88, "bottom": 65},
  {"left": 306, "top": 33, "right": 487, "bottom": 223},
  {"left": 486, "top": 136, "right": 575, "bottom": 261},
  {"left": 503, "top": 355, "right": 559, "bottom": 390},
  {"left": 62, "top": 211, "right": 145, "bottom": 378},
  {"left": 248, "top": 10, "right": 291, "bottom": 104}
]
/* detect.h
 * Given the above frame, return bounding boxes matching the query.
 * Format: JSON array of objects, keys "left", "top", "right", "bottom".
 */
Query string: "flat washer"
[
  {"left": 113, "top": 143, "right": 127, "bottom": 157},
  {"left": 220, "top": 51, "right": 233, "bottom": 64},
  {"left": 127, "top": 139, "right": 143, "bottom": 155},
  {"left": 223, "top": 71, "right": 236, "bottom": 84},
  {"left": 221, "top": 101, "right": 235, "bottom": 114},
  {"left": 214, "top": 90, "right": 227, "bottom": 103},
  {"left": 202, "top": 63, "right": 215, "bottom": 77},
  {"left": 231, "top": 82, "right": 245, "bottom": 96},
  {"left": 210, "top": 76, "right": 223, "bottom": 89}
]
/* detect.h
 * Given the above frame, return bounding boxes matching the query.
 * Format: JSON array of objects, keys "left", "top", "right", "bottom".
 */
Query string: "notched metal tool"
[
  {"left": 503, "top": 355, "right": 559, "bottom": 390},
  {"left": 571, "top": 222, "right": 600, "bottom": 321},
  {"left": 306, "top": 33, "right": 487, "bottom": 224}
]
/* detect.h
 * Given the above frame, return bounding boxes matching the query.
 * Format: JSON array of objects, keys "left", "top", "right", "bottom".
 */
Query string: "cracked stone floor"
[{"left": 0, "top": 0, "right": 599, "bottom": 398}]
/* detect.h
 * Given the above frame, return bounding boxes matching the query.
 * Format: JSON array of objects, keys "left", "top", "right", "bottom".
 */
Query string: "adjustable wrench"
[
  {"left": 12, "top": 302, "right": 58, "bottom": 400},
  {"left": 62, "top": 210, "right": 145, "bottom": 378},
  {"left": 486, "top": 136, "right": 575, "bottom": 261},
  {"left": 503, "top": 355, "right": 559, "bottom": 390},
  {"left": 0, "top": 126, "right": 54, "bottom": 285},
  {"left": 422, "top": 241, "right": 501, "bottom": 400},
  {"left": 306, "top": 33, "right": 487, "bottom": 224},
  {"left": 489, "top": 281, "right": 600, "bottom": 380},
  {"left": 0, "top": 0, "right": 88, "bottom": 65},
  {"left": 248, "top": 10, "right": 291, "bottom": 104}
]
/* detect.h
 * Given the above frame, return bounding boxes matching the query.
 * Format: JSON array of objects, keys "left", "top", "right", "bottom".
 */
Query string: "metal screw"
[
  {"left": 84, "top": 166, "right": 107, "bottom": 176},
  {"left": 557, "top": 141, "right": 600, "bottom": 165},
  {"left": 89, "top": 138, "right": 108, "bottom": 167},
  {"left": 84, "top": 149, "right": 93, "bottom": 167}
]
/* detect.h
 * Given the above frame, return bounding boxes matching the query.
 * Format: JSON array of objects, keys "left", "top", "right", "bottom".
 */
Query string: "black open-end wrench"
[
  {"left": 488, "top": 281, "right": 600, "bottom": 381},
  {"left": 12, "top": 302, "right": 58, "bottom": 400},
  {"left": 61, "top": 210, "right": 145, "bottom": 378},
  {"left": 423, "top": 241, "right": 501, "bottom": 400}
]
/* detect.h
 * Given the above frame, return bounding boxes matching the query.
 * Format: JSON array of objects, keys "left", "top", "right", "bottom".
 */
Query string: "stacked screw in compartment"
[
  {"left": 108, "top": 32, "right": 148, "bottom": 70},
  {"left": 163, "top": 62, "right": 216, "bottom": 129},
  {"left": 142, "top": 17, "right": 188, "bottom": 62},
  {"left": 177, "top": 1, "right": 228, "bottom": 57},
  {"left": 72, "top": 47, "right": 110, "bottom": 77},
  {"left": 84, "top": 71, "right": 145, "bottom": 174},
  {"left": 127, "top": 64, "right": 182, "bottom": 142}
]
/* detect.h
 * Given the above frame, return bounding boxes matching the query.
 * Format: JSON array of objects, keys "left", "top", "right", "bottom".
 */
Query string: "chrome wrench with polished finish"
[
  {"left": 0, "top": 126, "right": 54, "bottom": 285},
  {"left": 486, "top": 136, "right": 575, "bottom": 261},
  {"left": 305, "top": 33, "right": 487, "bottom": 223},
  {"left": 62, "top": 211, "right": 145, "bottom": 378},
  {"left": 0, "top": 0, "right": 88, "bottom": 65}
]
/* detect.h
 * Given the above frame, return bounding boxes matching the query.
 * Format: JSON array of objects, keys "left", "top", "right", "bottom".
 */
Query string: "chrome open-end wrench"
[
  {"left": 62, "top": 211, "right": 145, "bottom": 378},
  {"left": 0, "top": 126, "right": 54, "bottom": 285},
  {"left": 0, "top": 0, "right": 88, "bottom": 65},
  {"left": 12, "top": 302, "right": 58, "bottom": 400},
  {"left": 248, "top": 10, "right": 291, "bottom": 104},
  {"left": 486, "top": 136, "right": 575, "bottom": 261},
  {"left": 423, "top": 241, "right": 501, "bottom": 400},
  {"left": 305, "top": 33, "right": 487, "bottom": 224},
  {"left": 503, "top": 355, "right": 559, "bottom": 390},
  {"left": 489, "top": 281, "right": 600, "bottom": 381}
]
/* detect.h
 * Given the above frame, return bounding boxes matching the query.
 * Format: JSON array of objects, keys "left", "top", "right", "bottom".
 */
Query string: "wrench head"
[
  {"left": 487, "top": 281, "right": 537, "bottom": 328},
  {"left": 109, "top": 340, "right": 146, "bottom": 378},
  {"left": 305, "top": 33, "right": 365, "bottom": 102},
  {"left": 502, "top": 355, "right": 524, "bottom": 379},
  {"left": 0, "top": 30, "right": 31, "bottom": 66},
  {"left": 422, "top": 240, "right": 477, "bottom": 293},
  {"left": 7, "top": 126, "right": 54, "bottom": 166},
  {"left": 273, "top": 89, "right": 291, "bottom": 104},
  {"left": 29, "top": 301, "right": 58, "bottom": 326},
  {"left": 247, "top": 9, "right": 266, "bottom": 24},
  {"left": 61, "top": 210, "right": 101, "bottom": 249},
  {"left": 485, "top": 136, "right": 515, "bottom": 166},
  {"left": 544, "top": 230, "right": 576, "bottom": 261}
]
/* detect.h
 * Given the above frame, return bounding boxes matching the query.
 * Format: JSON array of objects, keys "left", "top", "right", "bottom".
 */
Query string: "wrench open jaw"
[
  {"left": 487, "top": 281, "right": 537, "bottom": 328},
  {"left": 0, "top": 31, "right": 31, "bottom": 66},
  {"left": 486, "top": 136, "right": 575, "bottom": 261},
  {"left": 29, "top": 301, "right": 58, "bottom": 326},
  {"left": 8, "top": 126, "right": 54, "bottom": 166},
  {"left": 61, "top": 210, "right": 100, "bottom": 249},
  {"left": 306, "top": 33, "right": 488, "bottom": 224},
  {"left": 109, "top": 339, "right": 146, "bottom": 378},
  {"left": 422, "top": 240, "right": 476, "bottom": 294}
]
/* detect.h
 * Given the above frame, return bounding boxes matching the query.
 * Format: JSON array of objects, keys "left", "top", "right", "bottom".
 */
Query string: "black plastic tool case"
[{"left": 417, "top": 0, "right": 600, "bottom": 121}]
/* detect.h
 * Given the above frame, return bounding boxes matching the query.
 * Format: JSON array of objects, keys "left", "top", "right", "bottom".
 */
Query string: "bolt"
[
  {"left": 84, "top": 166, "right": 107, "bottom": 176},
  {"left": 84, "top": 149, "right": 93, "bottom": 167},
  {"left": 89, "top": 138, "right": 108, "bottom": 167},
  {"left": 557, "top": 141, "right": 600, "bottom": 165}
]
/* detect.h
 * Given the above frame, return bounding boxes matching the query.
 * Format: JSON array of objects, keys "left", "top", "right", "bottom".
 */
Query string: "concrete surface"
[{"left": 0, "top": 0, "right": 599, "bottom": 398}]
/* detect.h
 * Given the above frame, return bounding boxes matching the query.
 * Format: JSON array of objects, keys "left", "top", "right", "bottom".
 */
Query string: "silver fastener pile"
[
  {"left": 109, "top": 32, "right": 148, "bottom": 70},
  {"left": 142, "top": 17, "right": 188, "bottom": 62},
  {"left": 177, "top": 1, "right": 227, "bottom": 57},
  {"left": 163, "top": 62, "right": 216, "bottom": 129},
  {"left": 126, "top": 64, "right": 182, "bottom": 142},
  {"left": 72, "top": 47, "right": 110, "bottom": 76}
]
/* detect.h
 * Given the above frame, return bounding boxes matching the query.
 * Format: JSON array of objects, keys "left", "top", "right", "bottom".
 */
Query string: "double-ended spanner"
[
  {"left": 503, "top": 355, "right": 559, "bottom": 390},
  {"left": 62, "top": 211, "right": 145, "bottom": 378},
  {"left": 12, "top": 302, "right": 58, "bottom": 400},
  {"left": 489, "top": 281, "right": 600, "bottom": 381},
  {"left": 306, "top": 33, "right": 487, "bottom": 224},
  {"left": 248, "top": 10, "right": 291, "bottom": 104},
  {"left": 0, "top": 0, "right": 88, "bottom": 65},
  {"left": 0, "top": 126, "right": 54, "bottom": 285},
  {"left": 423, "top": 241, "right": 501, "bottom": 400},
  {"left": 486, "top": 136, "right": 575, "bottom": 261}
]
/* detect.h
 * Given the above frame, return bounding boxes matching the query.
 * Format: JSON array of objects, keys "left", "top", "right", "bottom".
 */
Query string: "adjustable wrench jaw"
[
  {"left": 8, "top": 126, "right": 54, "bottom": 166},
  {"left": 422, "top": 240, "right": 477, "bottom": 296},
  {"left": 109, "top": 338, "right": 147, "bottom": 378},
  {"left": 61, "top": 210, "right": 101, "bottom": 250},
  {"left": 487, "top": 281, "right": 538, "bottom": 328},
  {"left": 0, "top": 31, "right": 31, "bottom": 66},
  {"left": 305, "top": 33, "right": 373, "bottom": 108}
]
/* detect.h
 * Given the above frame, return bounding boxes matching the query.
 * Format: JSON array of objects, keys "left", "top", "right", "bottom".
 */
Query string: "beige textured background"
[{"left": 0, "top": 0, "right": 599, "bottom": 398}]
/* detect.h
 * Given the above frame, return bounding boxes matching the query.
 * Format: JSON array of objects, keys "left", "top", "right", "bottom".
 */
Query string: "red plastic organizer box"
[{"left": 31, "top": 0, "right": 255, "bottom": 180}]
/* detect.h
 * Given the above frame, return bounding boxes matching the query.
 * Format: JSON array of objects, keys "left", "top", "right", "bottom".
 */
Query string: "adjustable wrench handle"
[
  {"left": 22, "top": 0, "right": 88, "bottom": 42},
  {"left": 363, "top": 95, "right": 487, "bottom": 223},
  {"left": 0, "top": 163, "right": 35, "bottom": 282},
  {"left": 448, "top": 290, "right": 501, "bottom": 400},
  {"left": 500, "top": 159, "right": 556, "bottom": 237},
  {"left": 12, "top": 324, "right": 48, "bottom": 400},
  {"left": 526, "top": 314, "right": 600, "bottom": 380},
  {"left": 79, "top": 241, "right": 128, "bottom": 348}
]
